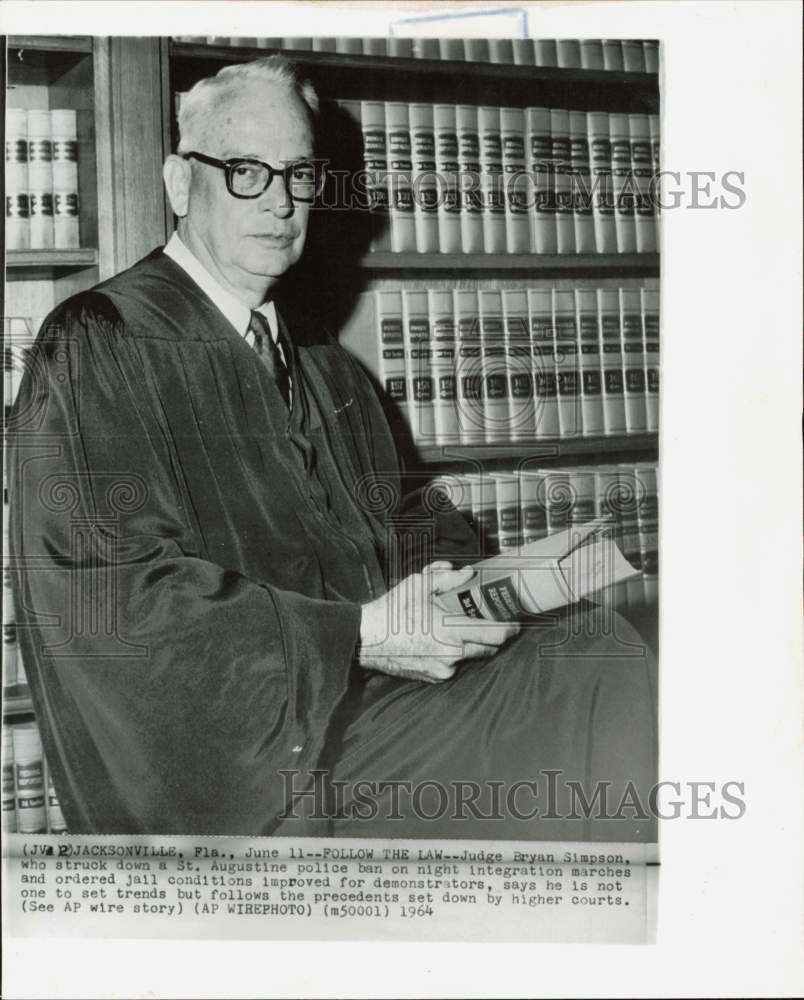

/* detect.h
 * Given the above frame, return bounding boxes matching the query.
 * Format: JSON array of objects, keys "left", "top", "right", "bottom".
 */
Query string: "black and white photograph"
[{"left": 1, "top": 0, "right": 801, "bottom": 997}]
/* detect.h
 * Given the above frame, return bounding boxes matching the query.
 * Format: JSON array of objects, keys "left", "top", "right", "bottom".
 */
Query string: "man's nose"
[{"left": 260, "top": 174, "right": 294, "bottom": 218}]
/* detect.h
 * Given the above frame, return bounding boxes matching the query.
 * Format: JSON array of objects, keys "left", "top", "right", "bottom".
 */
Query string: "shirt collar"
[{"left": 163, "top": 232, "right": 278, "bottom": 341}]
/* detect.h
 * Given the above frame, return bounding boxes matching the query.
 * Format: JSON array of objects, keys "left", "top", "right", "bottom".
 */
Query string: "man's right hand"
[{"left": 357, "top": 562, "right": 520, "bottom": 684}]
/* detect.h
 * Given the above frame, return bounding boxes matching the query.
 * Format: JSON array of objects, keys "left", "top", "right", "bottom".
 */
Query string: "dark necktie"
[{"left": 248, "top": 309, "right": 291, "bottom": 409}]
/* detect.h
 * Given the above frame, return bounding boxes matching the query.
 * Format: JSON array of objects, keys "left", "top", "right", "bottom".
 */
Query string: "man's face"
[{"left": 185, "top": 82, "right": 314, "bottom": 290}]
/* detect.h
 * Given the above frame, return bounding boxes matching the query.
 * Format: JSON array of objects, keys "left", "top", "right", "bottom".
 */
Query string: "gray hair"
[{"left": 177, "top": 55, "right": 319, "bottom": 153}]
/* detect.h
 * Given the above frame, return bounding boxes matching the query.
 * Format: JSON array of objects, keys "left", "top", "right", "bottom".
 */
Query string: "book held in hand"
[{"left": 435, "top": 519, "right": 638, "bottom": 622}]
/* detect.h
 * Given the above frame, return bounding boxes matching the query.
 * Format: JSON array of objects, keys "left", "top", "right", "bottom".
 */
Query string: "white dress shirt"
[{"left": 163, "top": 232, "right": 280, "bottom": 350}]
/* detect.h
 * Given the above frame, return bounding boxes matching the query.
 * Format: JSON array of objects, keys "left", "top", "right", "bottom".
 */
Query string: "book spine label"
[
  {"left": 493, "top": 476, "right": 523, "bottom": 550},
  {"left": 569, "top": 110, "right": 596, "bottom": 252},
  {"left": 428, "top": 289, "right": 459, "bottom": 444},
  {"left": 500, "top": 107, "right": 530, "bottom": 253},
  {"left": 453, "top": 290, "right": 484, "bottom": 443},
  {"left": 597, "top": 290, "right": 627, "bottom": 434},
  {"left": 374, "top": 291, "right": 410, "bottom": 431},
  {"left": 553, "top": 290, "right": 581, "bottom": 437},
  {"left": 478, "top": 290, "right": 508, "bottom": 442},
  {"left": 641, "top": 288, "right": 660, "bottom": 432},
  {"left": 528, "top": 289, "right": 559, "bottom": 438},
  {"left": 456, "top": 105, "right": 484, "bottom": 253},
  {"left": 433, "top": 104, "right": 462, "bottom": 253},
  {"left": 385, "top": 102, "right": 416, "bottom": 252},
  {"left": 409, "top": 104, "right": 439, "bottom": 253},
  {"left": 619, "top": 288, "right": 648, "bottom": 432},
  {"left": 6, "top": 110, "right": 30, "bottom": 250},
  {"left": 575, "top": 288, "right": 605, "bottom": 436},
  {"left": 630, "top": 114, "right": 657, "bottom": 253},
  {"left": 478, "top": 106, "right": 506, "bottom": 253},
  {"left": 519, "top": 473, "right": 548, "bottom": 543},
  {"left": 502, "top": 289, "right": 534, "bottom": 442},
  {"left": 360, "top": 101, "right": 391, "bottom": 252},
  {"left": 402, "top": 290, "right": 435, "bottom": 444},
  {"left": 526, "top": 108, "right": 557, "bottom": 254},
  {"left": 610, "top": 114, "right": 637, "bottom": 252},
  {"left": 550, "top": 109, "right": 576, "bottom": 253},
  {"left": 587, "top": 112, "right": 617, "bottom": 253}
]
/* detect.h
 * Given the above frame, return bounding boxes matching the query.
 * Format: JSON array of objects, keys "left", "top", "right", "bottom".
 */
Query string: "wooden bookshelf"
[
  {"left": 7, "top": 248, "right": 99, "bottom": 274},
  {"left": 357, "top": 252, "right": 659, "bottom": 277},
  {"left": 414, "top": 433, "right": 658, "bottom": 466}
]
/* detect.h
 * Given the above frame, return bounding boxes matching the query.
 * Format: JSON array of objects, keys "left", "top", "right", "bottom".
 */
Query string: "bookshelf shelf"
[
  {"left": 414, "top": 433, "right": 659, "bottom": 465},
  {"left": 7, "top": 249, "right": 99, "bottom": 275},
  {"left": 7, "top": 37, "right": 94, "bottom": 84},
  {"left": 358, "top": 252, "right": 660, "bottom": 277},
  {"left": 169, "top": 41, "right": 659, "bottom": 111},
  {"left": 3, "top": 685, "right": 34, "bottom": 717}
]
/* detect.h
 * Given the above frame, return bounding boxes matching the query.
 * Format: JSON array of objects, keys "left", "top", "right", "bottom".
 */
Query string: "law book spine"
[
  {"left": 478, "top": 105, "right": 506, "bottom": 253},
  {"left": 2, "top": 565, "right": 18, "bottom": 689},
  {"left": 455, "top": 104, "right": 484, "bottom": 254},
  {"left": 550, "top": 109, "right": 576, "bottom": 254},
  {"left": 453, "top": 289, "right": 484, "bottom": 444},
  {"left": 597, "top": 288, "right": 627, "bottom": 434},
  {"left": 580, "top": 39, "right": 605, "bottom": 70},
  {"left": 51, "top": 109, "right": 80, "bottom": 249},
  {"left": 621, "top": 39, "right": 646, "bottom": 73},
  {"left": 13, "top": 722, "right": 47, "bottom": 834},
  {"left": 511, "top": 39, "right": 535, "bottom": 65},
  {"left": 491, "top": 474, "right": 522, "bottom": 551},
  {"left": 409, "top": 103, "right": 439, "bottom": 253},
  {"left": 473, "top": 473, "right": 499, "bottom": 556},
  {"left": 634, "top": 461, "right": 659, "bottom": 605},
  {"left": 488, "top": 38, "right": 514, "bottom": 64},
  {"left": 438, "top": 38, "right": 465, "bottom": 61},
  {"left": 527, "top": 288, "right": 560, "bottom": 438},
  {"left": 575, "top": 287, "right": 605, "bottom": 436},
  {"left": 363, "top": 37, "right": 388, "bottom": 56},
  {"left": 616, "top": 464, "right": 644, "bottom": 608},
  {"left": 27, "top": 109, "right": 54, "bottom": 249},
  {"left": 593, "top": 464, "right": 627, "bottom": 608},
  {"left": 387, "top": 38, "right": 414, "bottom": 58},
  {"left": 587, "top": 111, "right": 616, "bottom": 253},
  {"left": 569, "top": 109, "right": 596, "bottom": 253},
  {"left": 610, "top": 112, "right": 637, "bottom": 253},
  {"left": 402, "top": 290, "right": 435, "bottom": 445},
  {"left": 502, "top": 288, "right": 534, "bottom": 441},
  {"left": 45, "top": 757, "right": 67, "bottom": 833},
  {"left": 374, "top": 290, "right": 410, "bottom": 433},
  {"left": 334, "top": 37, "right": 361, "bottom": 53},
  {"left": 478, "top": 289, "right": 509, "bottom": 443},
  {"left": 432, "top": 103, "right": 462, "bottom": 253},
  {"left": 6, "top": 108, "right": 30, "bottom": 250},
  {"left": 1, "top": 727, "right": 15, "bottom": 833},
  {"left": 641, "top": 287, "right": 660, "bottom": 432},
  {"left": 553, "top": 289, "right": 581, "bottom": 437},
  {"left": 385, "top": 102, "right": 416, "bottom": 252},
  {"left": 525, "top": 107, "right": 557, "bottom": 254},
  {"left": 556, "top": 39, "right": 581, "bottom": 68},
  {"left": 412, "top": 38, "right": 439, "bottom": 59},
  {"left": 534, "top": 39, "right": 558, "bottom": 66},
  {"left": 643, "top": 40, "right": 659, "bottom": 73},
  {"left": 619, "top": 287, "right": 648, "bottom": 433},
  {"left": 428, "top": 289, "right": 460, "bottom": 444},
  {"left": 500, "top": 106, "right": 530, "bottom": 253},
  {"left": 312, "top": 37, "right": 337, "bottom": 52},
  {"left": 359, "top": 100, "right": 392, "bottom": 252},
  {"left": 518, "top": 471, "right": 548, "bottom": 544},
  {"left": 463, "top": 38, "right": 490, "bottom": 63},
  {"left": 649, "top": 113, "right": 661, "bottom": 248},
  {"left": 601, "top": 39, "right": 624, "bottom": 71},
  {"left": 630, "top": 113, "right": 657, "bottom": 253}
]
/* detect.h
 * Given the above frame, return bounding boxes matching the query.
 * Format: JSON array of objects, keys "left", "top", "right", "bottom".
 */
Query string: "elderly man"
[{"left": 9, "top": 56, "right": 656, "bottom": 840}]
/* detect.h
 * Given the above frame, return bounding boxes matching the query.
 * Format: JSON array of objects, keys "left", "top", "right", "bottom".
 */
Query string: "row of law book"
[
  {"left": 337, "top": 101, "right": 660, "bottom": 255},
  {"left": 174, "top": 36, "right": 659, "bottom": 72},
  {"left": 364, "top": 284, "right": 659, "bottom": 447},
  {"left": 6, "top": 108, "right": 81, "bottom": 251},
  {"left": 3, "top": 495, "right": 28, "bottom": 690},
  {"left": 431, "top": 460, "right": 658, "bottom": 609},
  {"left": 3, "top": 721, "right": 66, "bottom": 833}
]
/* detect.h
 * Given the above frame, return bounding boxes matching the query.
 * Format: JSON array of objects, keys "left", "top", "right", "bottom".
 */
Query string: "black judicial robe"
[{"left": 9, "top": 248, "right": 657, "bottom": 841}]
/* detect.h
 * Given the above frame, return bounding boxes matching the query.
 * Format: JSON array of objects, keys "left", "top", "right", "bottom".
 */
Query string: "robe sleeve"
[{"left": 8, "top": 295, "right": 362, "bottom": 835}]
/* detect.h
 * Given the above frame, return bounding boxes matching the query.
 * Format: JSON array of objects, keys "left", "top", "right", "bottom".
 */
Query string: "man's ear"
[{"left": 163, "top": 155, "right": 192, "bottom": 217}]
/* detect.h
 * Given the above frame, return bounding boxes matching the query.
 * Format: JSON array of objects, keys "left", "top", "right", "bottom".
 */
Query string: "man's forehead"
[{"left": 212, "top": 84, "right": 313, "bottom": 151}]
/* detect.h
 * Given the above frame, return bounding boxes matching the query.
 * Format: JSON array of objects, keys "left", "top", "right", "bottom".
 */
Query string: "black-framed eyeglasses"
[{"left": 183, "top": 151, "right": 325, "bottom": 202}]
